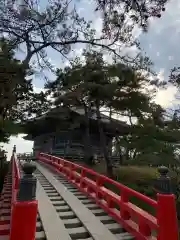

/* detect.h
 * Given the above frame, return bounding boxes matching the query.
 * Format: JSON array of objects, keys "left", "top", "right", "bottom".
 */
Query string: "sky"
[{"left": 2, "top": 0, "right": 180, "bottom": 160}]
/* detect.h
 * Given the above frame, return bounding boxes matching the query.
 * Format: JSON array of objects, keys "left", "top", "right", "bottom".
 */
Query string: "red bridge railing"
[
  {"left": 11, "top": 152, "right": 20, "bottom": 203},
  {"left": 38, "top": 152, "right": 179, "bottom": 240},
  {"left": 9, "top": 151, "right": 38, "bottom": 240}
]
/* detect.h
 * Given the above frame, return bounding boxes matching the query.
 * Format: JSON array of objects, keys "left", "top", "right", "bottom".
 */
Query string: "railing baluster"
[
  {"left": 10, "top": 162, "right": 38, "bottom": 240},
  {"left": 156, "top": 166, "right": 179, "bottom": 240},
  {"left": 37, "top": 152, "right": 179, "bottom": 240}
]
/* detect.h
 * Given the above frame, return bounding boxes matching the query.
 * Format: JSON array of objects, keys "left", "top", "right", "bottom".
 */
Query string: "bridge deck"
[{"left": 35, "top": 161, "right": 134, "bottom": 240}]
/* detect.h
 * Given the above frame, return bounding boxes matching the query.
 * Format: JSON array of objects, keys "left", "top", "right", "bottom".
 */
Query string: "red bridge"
[{"left": 0, "top": 150, "right": 179, "bottom": 240}]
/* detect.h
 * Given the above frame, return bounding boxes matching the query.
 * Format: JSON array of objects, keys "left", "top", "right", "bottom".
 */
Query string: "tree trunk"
[
  {"left": 118, "top": 147, "right": 123, "bottom": 165},
  {"left": 115, "top": 137, "right": 123, "bottom": 165},
  {"left": 108, "top": 107, "right": 113, "bottom": 157},
  {"left": 95, "top": 101, "right": 113, "bottom": 177},
  {"left": 132, "top": 149, "right": 137, "bottom": 159},
  {"left": 84, "top": 106, "right": 93, "bottom": 165}
]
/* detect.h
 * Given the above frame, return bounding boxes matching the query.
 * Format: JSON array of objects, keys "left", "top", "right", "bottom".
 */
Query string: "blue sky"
[{"left": 2, "top": 0, "right": 180, "bottom": 159}]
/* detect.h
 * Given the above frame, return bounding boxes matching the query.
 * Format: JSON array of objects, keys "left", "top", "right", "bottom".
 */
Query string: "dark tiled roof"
[{"left": 26, "top": 106, "right": 128, "bottom": 127}]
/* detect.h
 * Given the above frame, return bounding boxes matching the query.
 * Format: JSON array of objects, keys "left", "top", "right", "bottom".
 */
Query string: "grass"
[
  {"left": 78, "top": 161, "right": 180, "bottom": 236},
  {"left": 114, "top": 166, "right": 158, "bottom": 216},
  {"left": 80, "top": 162, "right": 179, "bottom": 214},
  {"left": 80, "top": 162, "right": 158, "bottom": 215},
  {"left": 114, "top": 166, "right": 158, "bottom": 184}
]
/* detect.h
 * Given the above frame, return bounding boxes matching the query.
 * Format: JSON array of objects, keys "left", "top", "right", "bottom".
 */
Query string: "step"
[
  {"left": 55, "top": 205, "right": 71, "bottom": 212},
  {"left": 86, "top": 203, "right": 100, "bottom": 210},
  {"left": 36, "top": 231, "right": 46, "bottom": 239},
  {"left": 2, "top": 192, "right": 11, "bottom": 196},
  {"left": 2, "top": 200, "right": 11, "bottom": 204},
  {"left": 0, "top": 205, "right": 10, "bottom": 209},
  {"left": 0, "top": 216, "right": 10, "bottom": 221},
  {"left": 36, "top": 181, "right": 72, "bottom": 240},
  {"left": 76, "top": 195, "right": 88, "bottom": 200},
  {"left": 1, "top": 197, "right": 11, "bottom": 201},
  {"left": 63, "top": 218, "right": 82, "bottom": 228},
  {"left": 1, "top": 213, "right": 10, "bottom": 217},
  {"left": 75, "top": 238, "right": 93, "bottom": 240},
  {"left": 36, "top": 221, "right": 42, "bottom": 230},
  {"left": 0, "top": 224, "right": 9, "bottom": 231},
  {"left": 53, "top": 201, "right": 66, "bottom": 206},
  {"left": 68, "top": 226, "right": 89, "bottom": 239},
  {"left": 47, "top": 193, "right": 60, "bottom": 197},
  {"left": 0, "top": 210, "right": 10, "bottom": 215},
  {"left": 0, "top": 229, "right": 9, "bottom": 236},
  {"left": 115, "top": 232, "right": 134, "bottom": 240},
  {"left": 98, "top": 215, "right": 116, "bottom": 224},
  {"left": 81, "top": 199, "right": 95, "bottom": 204},
  {"left": 45, "top": 190, "right": 57, "bottom": 193},
  {"left": 68, "top": 189, "right": 79, "bottom": 193},
  {"left": 37, "top": 163, "right": 120, "bottom": 240},
  {"left": 43, "top": 187, "right": 54, "bottom": 190},
  {"left": 0, "top": 221, "right": 10, "bottom": 225},
  {"left": 59, "top": 211, "right": 76, "bottom": 219},
  {"left": 0, "top": 235, "right": 9, "bottom": 240},
  {"left": 2, "top": 191, "right": 11, "bottom": 195},
  {"left": 106, "top": 223, "right": 123, "bottom": 234},
  {"left": 91, "top": 209, "right": 107, "bottom": 216},
  {"left": 74, "top": 193, "right": 85, "bottom": 196},
  {"left": 40, "top": 184, "right": 51, "bottom": 187},
  {"left": 0, "top": 228, "right": 46, "bottom": 240},
  {"left": 49, "top": 196, "right": 62, "bottom": 201}
]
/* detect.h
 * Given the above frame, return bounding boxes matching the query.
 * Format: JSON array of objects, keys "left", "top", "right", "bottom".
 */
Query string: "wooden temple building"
[{"left": 23, "top": 106, "right": 129, "bottom": 161}]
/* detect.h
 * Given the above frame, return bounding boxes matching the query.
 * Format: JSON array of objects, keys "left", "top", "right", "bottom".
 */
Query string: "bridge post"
[
  {"left": 156, "top": 166, "right": 179, "bottom": 240},
  {"left": 10, "top": 162, "right": 38, "bottom": 240},
  {"left": 12, "top": 145, "right": 16, "bottom": 153}
]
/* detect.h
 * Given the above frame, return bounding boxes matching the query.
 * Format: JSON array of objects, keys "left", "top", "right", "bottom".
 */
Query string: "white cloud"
[
  {"left": 155, "top": 85, "right": 178, "bottom": 108},
  {"left": 154, "top": 69, "right": 180, "bottom": 108},
  {"left": 93, "top": 17, "right": 103, "bottom": 37},
  {"left": 33, "top": 86, "right": 44, "bottom": 93},
  {"left": 33, "top": 86, "right": 53, "bottom": 101},
  {"left": 157, "top": 69, "right": 165, "bottom": 82}
]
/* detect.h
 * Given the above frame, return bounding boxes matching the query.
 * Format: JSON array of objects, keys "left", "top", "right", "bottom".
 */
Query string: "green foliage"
[
  {"left": 0, "top": 120, "right": 23, "bottom": 143},
  {"left": 95, "top": 0, "right": 169, "bottom": 32},
  {"left": 115, "top": 166, "right": 157, "bottom": 184},
  {"left": 0, "top": 0, "right": 113, "bottom": 68},
  {"left": 0, "top": 38, "right": 50, "bottom": 143},
  {"left": 45, "top": 48, "right": 180, "bottom": 171},
  {"left": 0, "top": 38, "right": 32, "bottom": 142},
  {"left": 45, "top": 49, "right": 172, "bottom": 173},
  {"left": 0, "top": 147, "right": 9, "bottom": 193},
  {"left": 114, "top": 102, "right": 180, "bottom": 166},
  {"left": 90, "top": 163, "right": 157, "bottom": 215},
  {"left": 0, "top": 38, "right": 31, "bottom": 119},
  {"left": 46, "top": 49, "right": 158, "bottom": 115},
  {"left": 0, "top": 0, "right": 170, "bottom": 71},
  {"left": 168, "top": 68, "right": 180, "bottom": 140}
]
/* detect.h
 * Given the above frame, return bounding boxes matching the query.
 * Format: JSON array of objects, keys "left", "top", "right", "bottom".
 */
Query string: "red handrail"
[
  {"left": 10, "top": 153, "right": 37, "bottom": 240},
  {"left": 38, "top": 152, "right": 179, "bottom": 240},
  {"left": 11, "top": 153, "right": 21, "bottom": 204}
]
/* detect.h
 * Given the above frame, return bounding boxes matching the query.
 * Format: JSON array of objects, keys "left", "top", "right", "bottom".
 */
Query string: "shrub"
[{"left": 114, "top": 166, "right": 157, "bottom": 184}]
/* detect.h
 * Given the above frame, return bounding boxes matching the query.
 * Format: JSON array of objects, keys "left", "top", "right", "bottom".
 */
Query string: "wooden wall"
[{"left": 33, "top": 129, "right": 113, "bottom": 161}]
